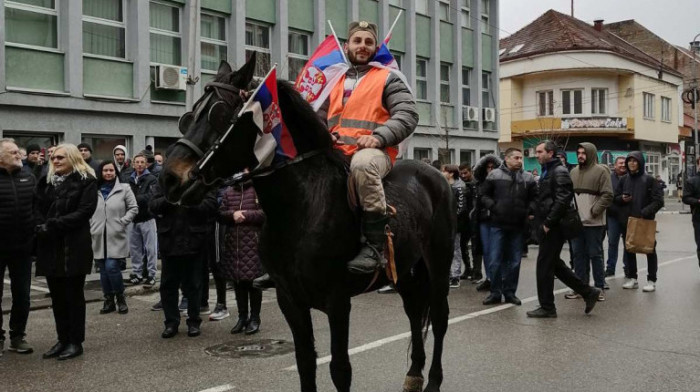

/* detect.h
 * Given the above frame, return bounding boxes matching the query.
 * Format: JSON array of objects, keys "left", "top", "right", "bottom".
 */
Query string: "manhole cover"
[{"left": 205, "top": 339, "right": 294, "bottom": 358}]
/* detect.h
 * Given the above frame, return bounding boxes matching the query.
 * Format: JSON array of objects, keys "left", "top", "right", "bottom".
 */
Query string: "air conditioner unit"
[
  {"left": 462, "top": 106, "right": 479, "bottom": 122},
  {"left": 156, "top": 65, "right": 187, "bottom": 90},
  {"left": 483, "top": 107, "right": 496, "bottom": 122}
]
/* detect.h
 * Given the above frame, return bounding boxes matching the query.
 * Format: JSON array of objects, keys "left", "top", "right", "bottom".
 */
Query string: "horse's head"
[{"left": 161, "top": 54, "right": 261, "bottom": 204}]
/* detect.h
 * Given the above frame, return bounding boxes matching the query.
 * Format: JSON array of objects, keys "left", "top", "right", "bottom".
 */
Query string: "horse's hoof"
[{"left": 402, "top": 375, "right": 424, "bottom": 392}]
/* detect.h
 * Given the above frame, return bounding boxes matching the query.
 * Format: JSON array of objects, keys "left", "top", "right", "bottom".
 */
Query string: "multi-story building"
[
  {"left": 0, "top": 0, "right": 500, "bottom": 166},
  {"left": 499, "top": 10, "right": 683, "bottom": 187}
]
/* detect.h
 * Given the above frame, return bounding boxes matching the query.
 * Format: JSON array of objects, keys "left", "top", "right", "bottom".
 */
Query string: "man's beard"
[{"left": 347, "top": 50, "right": 374, "bottom": 65}]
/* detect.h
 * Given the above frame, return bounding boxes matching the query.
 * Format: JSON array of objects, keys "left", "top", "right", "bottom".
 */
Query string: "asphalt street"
[{"left": 1, "top": 211, "right": 699, "bottom": 392}]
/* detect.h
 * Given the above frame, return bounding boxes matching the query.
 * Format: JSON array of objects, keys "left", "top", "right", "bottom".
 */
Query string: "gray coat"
[
  {"left": 318, "top": 64, "right": 418, "bottom": 147},
  {"left": 90, "top": 179, "right": 138, "bottom": 259}
]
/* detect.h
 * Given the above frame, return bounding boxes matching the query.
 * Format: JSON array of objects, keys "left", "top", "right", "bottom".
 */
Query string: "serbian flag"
[
  {"left": 239, "top": 66, "right": 297, "bottom": 167},
  {"left": 371, "top": 36, "right": 399, "bottom": 70},
  {"left": 294, "top": 35, "right": 349, "bottom": 111}
]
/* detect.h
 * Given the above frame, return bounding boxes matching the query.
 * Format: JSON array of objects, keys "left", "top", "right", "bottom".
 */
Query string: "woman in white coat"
[{"left": 90, "top": 160, "right": 138, "bottom": 314}]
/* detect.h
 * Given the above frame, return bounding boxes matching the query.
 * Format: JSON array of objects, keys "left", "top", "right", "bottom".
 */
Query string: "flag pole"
[
  {"left": 238, "top": 63, "right": 278, "bottom": 117},
  {"left": 327, "top": 20, "right": 349, "bottom": 64},
  {"left": 384, "top": 9, "right": 402, "bottom": 44}
]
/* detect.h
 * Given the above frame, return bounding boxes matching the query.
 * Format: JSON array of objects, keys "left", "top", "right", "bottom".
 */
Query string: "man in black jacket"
[
  {"left": 0, "top": 138, "right": 36, "bottom": 355},
  {"left": 682, "top": 156, "right": 700, "bottom": 268},
  {"left": 480, "top": 148, "right": 537, "bottom": 306},
  {"left": 127, "top": 153, "right": 159, "bottom": 286},
  {"left": 614, "top": 151, "right": 664, "bottom": 292},
  {"left": 527, "top": 141, "right": 601, "bottom": 318},
  {"left": 150, "top": 187, "right": 218, "bottom": 338},
  {"left": 458, "top": 163, "right": 477, "bottom": 279}
]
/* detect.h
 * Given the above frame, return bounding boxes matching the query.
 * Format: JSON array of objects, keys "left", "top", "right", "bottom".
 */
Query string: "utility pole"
[
  {"left": 186, "top": 0, "right": 201, "bottom": 111},
  {"left": 571, "top": 0, "right": 574, "bottom": 17}
]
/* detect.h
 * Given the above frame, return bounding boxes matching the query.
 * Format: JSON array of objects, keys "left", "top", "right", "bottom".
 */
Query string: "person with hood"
[
  {"left": 112, "top": 145, "right": 133, "bottom": 182},
  {"left": 566, "top": 143, "right": 613, "bottom": 301},
  {"left": 77, "top": 143, "right": 101, "bottom": 172},
  {"left": 480, "top": 148, "right": 537, "bottom": 306},
  {"left": 606, "top": 156, "right": 627, "bottom": 276},
  {"left": 141, "top": 149, "right": 162, "bottom": 178},
  {"left": 90, "top": 161, "right": 138, "bottom": 315},
  {"left": 613, "top": 151, "right": 664, "bottom": 292},
  {"left": 682, "top": 157, "right": 700, "bottom": 268},
  {"left": 471, "top": 154, "right": 502, "bottom": 290}
]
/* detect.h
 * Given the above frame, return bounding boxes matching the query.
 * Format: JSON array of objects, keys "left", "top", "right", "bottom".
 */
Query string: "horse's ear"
[
  {"left": 217, "top": 61, "right": 233, "bottom": 76},
  {"left": 236, "top": 52, "right": 257, "bottom": 88}
]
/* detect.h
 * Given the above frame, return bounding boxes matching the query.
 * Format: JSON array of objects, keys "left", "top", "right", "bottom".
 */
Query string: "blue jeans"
[
  {"left": 571, "top": 226, "right": 606, "bottom": 289},
  {"left": 97, "top": 258, "right": 126, "bottom": 295},
  {"left": 488, "top": 227, "right": 523, "bottom": 297},
  {"left": 479, "top": 223, "right": 493, "bottom": 280},
  {"left": 450, "top": 232, "right": 463, "bottom": 279},
  {"left": 606, "top": 216, "right": 626, "bottom": 274}
]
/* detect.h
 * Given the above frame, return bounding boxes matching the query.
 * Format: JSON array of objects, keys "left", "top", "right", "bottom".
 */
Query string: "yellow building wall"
[
  {"left": 499, "top": 77, "right": 523, "bottom": 143},
  {"left": 631, "top": 74, "right": 678, "bottom": 143}
]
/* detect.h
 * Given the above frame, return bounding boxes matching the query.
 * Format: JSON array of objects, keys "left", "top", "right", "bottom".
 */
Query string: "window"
[
  {"left": 462, "top": 67, "right": 471, "bottom": 106},
  {"left": 149, "top": 1, "right": 181, "bottom": 65},
  {"left": 482, "top": 71, "right": 491, "bottom": 108},
  {"left": 245, "top": 22, "right": 271, "bottom": 77},
  {"left": 414, "top": 148, "right": 431, "bottom": 161},
  {"left": 416, "top": 58, "right": 428, "bottom": 100},
  {"left": 460, "top": 150, "right": 475, "bottom": 166},
  {"left": 81, "top": 134, "right": 128, "bottom": 162},
  {"left": 646, "top": 154, "right": 660, "bottom": 177},
  {"left": 562, "top": 89, "right": 583, "bottom": 115},
  {"left": 440, "top": 63, "right": 451, "bottom": 103},
  {"left": 461, "top": 0, "right": 470, "bottom": 28},
  {"left": 200, "top": 13, "right": 227, "bottom": 71},
  {"left": 661, "top": 96, "right": 671, "bottom": 122},
  {"left": 83, "top": 0, "right": 125, "bottom": 58},
  {"left": 287, "top": 31, "right": 310, "bottom": 82},
  {"left": 390, "top": 51, "right": 402, "bottom": 70},
  {"left": 5, "top": 0, "right": 58, "bottom": 49},
  {"left": 480, "top": 150, "right": 494, "bottom": 158},
  {"left": 389, "top": 0, "right": 404, "bottom": 7},
  {"left": 415, "top": 0, "right": 428, "bottom": 15},
  {"left": 591, "top": 88, "right": 607, "bottom": 115},
  {"left": 537, "top": 90, "right": 554, "bottom": 116},
  {"left": 438, "top": 148, "right": 455, "bottom": 164},
  {"left": 438, "top": 0, "right": 450, "bottom": 22},
  {"left": 480, "top": 0, "right": 489, "bottom": 34},
  {"left": 643, "top": 92, "right": 655, "bottom": 119}
]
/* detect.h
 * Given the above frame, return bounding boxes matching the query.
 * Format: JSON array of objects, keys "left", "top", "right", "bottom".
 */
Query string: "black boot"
[
  {"left": 230, "top": 316, "right": 248, "bottom": 334},
  {"left": 252, "top": 273, "right": 275, "bottom": 289},
  {"left": 100, "top": 294, "right": 116, "bottom": 314},
  {"left": 245, "top": 316, "right": 260, "bottom": 335},
  {"left": 116, "top": 294, "right": 129, "bottom": 314},
  {"left": 347, "top": 212, "right": 390, "bottom": 274}
]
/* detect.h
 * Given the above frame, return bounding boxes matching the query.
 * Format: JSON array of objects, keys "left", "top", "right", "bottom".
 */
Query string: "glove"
[{"left": 35, "top": 224, "right": 49, "bottom": 234}]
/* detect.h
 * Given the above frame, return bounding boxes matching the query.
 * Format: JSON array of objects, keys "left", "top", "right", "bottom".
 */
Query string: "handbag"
[
  {"left": 559, "top": 196, "right": 584, "bottom": 240},
  {"left": 625, "top": 217, "right": 656, "bottom": 254}
]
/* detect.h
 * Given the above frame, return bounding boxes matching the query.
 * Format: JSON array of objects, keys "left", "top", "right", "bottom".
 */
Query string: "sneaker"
[
  {"left": 151, "top": 301, "right": 163, "bottom": 311},
  {"left": 622, "top": 278, "right": 639, "bottom": 289},
  {"left": 564, "top": 291, "right": 581, "bottom": 299},
  {"left": 200, "top": 304, "right": 211, "bottom": 315},
  {"left": 642, "top": 281, "right": 656, "bottom": 292},
  {"left": 603, "top": 282, "right": 610, "bottom": 290},
  {"left": 449, "top": 278, "right": 460, "bottom": 288},
  {"left": 377, "top": 285, "right": 396, "bottom": 294},
  {"left": 597, "top": 290, "right": 606, "bottom": 302},
  {"left": 209, "top": 303, "right": 230, "bottom": 321},
  {"left": 143, "top": 276, "right": 156, "bottom": 287},
  {"left": 8, "top": 338, "right": 33, "bottom": 354},
  {"left": 127, "top": 274, "right": 142, "bottom": 285},
  {"left": 475, "top": 279, "right": 491, "bottom": 292},
  {"left": 179, "top": 297, "right": 189, "bottom": 313}
]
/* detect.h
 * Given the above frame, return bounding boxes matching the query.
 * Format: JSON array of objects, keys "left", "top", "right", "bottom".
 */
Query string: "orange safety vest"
[{"left": 327, "top": 67, "right": 398, "bottom": 163}]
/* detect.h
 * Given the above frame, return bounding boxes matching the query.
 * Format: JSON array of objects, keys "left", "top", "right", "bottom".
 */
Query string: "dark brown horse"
[{"left": 160, "top": 55, "right": 454, "bottom": 392}]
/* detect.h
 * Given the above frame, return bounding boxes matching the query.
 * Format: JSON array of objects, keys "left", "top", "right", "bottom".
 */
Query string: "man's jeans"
[
  {"left": 606, "top": 216, "right": 626, "bottom": 275},
  {"left": 488, "top": 227, "right": 523, "bottom": 297},
  {"left": 571, "top": 226, "right": 606, "bottom": 289},
  {"left": 129, "top": 219, "right": 158, "bottom": 278},
  {"left": 480, "top": 223, "right": 493, "bottom": 280},
  {"left": 450, "top": 232, "right": 463, "bottom": 279},
  {"left": 0, "top": 252, "right": 32, "bottom": 341},
  {"left": 96, "top": 258, "right": 126, "bottom": 295}
]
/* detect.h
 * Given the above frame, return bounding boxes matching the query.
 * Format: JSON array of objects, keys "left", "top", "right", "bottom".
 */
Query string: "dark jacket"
[
  {"left": 458, "top": 179, "right": 474, "bottom": 233},
  {"left": 607, "top": 171, "right": 625, "bottom": 221},
  {"left": 84, "top": 157, "right": 101, "bottom": 173},
  {"left": 148, "top": 162, "right": 162, "bottom": 178},
  {"left": 149, "top": 187, "right": 218, "bottom": 257},
  {"left": 35, "top": 173, "right": 98, "bottom": 277},
  {"left": 536, "top": 158, "right": 574, "bottom": 229},
  {"left": 683, "top": 173, "right": 700, "bottom": 222},
  {"left": 21, "top": 160, "right": 42, "bottom": 179},
  {"left": 471, "top": 154, "right": 502, "bottom": 224},
  {"left": 128, "top": 169, "right": 158, "bottom": 222},
  {"left": 451, "top": 177, "right": 467, "bottom": 222},
  {"left": 218, "top": 181, "right": 265, "bottom": 281},
  {"left": 0, "top": 166, "right": 36, "bottom": 254},
  {"left": 613, "top": 151, "right": 664, "bottom": 227},
  {"left": 481, "top": 163, "right": 538, "bottom": 231}
]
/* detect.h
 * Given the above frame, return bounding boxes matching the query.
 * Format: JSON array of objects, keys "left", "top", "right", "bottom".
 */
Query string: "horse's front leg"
[
  {"left": 277, "top": 292, "right": 318, "bottom": 392},
  {"left": 327, "top": 293, "right": 352, "bottom": 392}
]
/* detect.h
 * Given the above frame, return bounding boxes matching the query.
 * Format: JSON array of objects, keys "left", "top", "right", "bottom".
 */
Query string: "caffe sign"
[{"left": 561, "top": 117, "right": 628, "bottom": 129}]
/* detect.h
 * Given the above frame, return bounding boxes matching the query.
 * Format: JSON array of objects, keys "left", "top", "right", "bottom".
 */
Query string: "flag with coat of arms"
[{"left": 294, "top": 34, "right": 350, "bottom": 111}]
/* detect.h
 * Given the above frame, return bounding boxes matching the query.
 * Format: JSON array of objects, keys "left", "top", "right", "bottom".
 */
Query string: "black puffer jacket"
[
  {"left": 471, "top": 154, "right": 502, "bottom": 224},
  {"left": 536, "top": 158, "right": 574, "bottom": 229},
  {"left": 481, "top": 163, "right": 538, "bottom": 231},
  {"left": 35, "top": 173, "right": 98, "bottom": 277},
  {"left": 149, "top": 187, "right": 218, "bottom": 257},
  {"left": 682, "top": 173, "right": 700, "bottom": 222},
  {"left": 613, "top": 151, "right": 664, "bottom": 227},
  {"left": 128, "top": 170, "right": 158, "bottom": 222},
  {"left": 0, "top": 167, "right": 36, "bottom": 254}
]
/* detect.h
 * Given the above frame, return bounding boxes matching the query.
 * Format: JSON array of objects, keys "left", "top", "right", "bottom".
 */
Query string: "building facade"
[
  {"left": 499, "top": 11, "right": 683, "bottom": 188},
  {"left": 0, "top": 0, "right": 500, "bottom": 165}
]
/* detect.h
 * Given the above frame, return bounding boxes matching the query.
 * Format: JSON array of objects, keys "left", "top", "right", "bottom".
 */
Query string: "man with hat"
[
  {"left": 77, "top": 143, "right": 100, "bottom": 172},
  {"left": 320, "top": 21, "right": 418, "bottom": 274},
  {"left": 21, "top": 144, "right": 43, "bottom": 179}
]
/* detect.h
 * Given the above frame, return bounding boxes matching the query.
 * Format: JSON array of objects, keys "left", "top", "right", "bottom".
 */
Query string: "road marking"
[
  {"left": 283, "top": 254, "right": 695, "bottom": 371},
  {"left": 4, "top": 279, "right": 50, "bottom": 293},
  {"left": 197, "top": 384, "right": 235, "bottom": 392}
]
